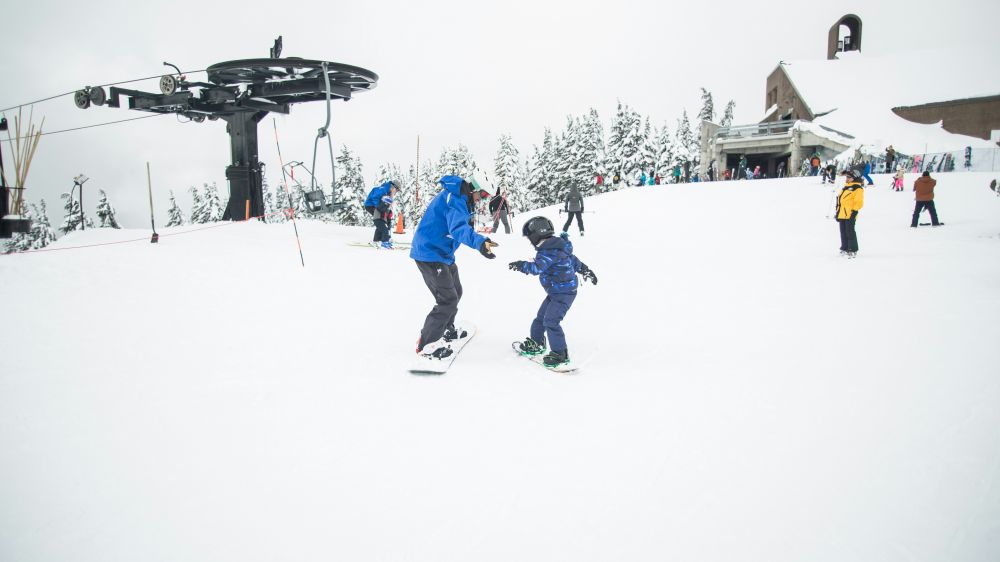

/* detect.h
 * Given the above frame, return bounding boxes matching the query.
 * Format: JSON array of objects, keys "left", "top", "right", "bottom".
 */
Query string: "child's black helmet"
[{"left": 522, "top": 216, "right": 554, "bottom": 245}]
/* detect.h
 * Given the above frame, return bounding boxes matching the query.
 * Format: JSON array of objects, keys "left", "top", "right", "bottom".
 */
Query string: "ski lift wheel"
[
  {"left": 74, "top": 90, "right": 91, "bottom": 109},
  {"left": 159, "top": 74, "right": 178, "bottom": 95},
  {"left": 89, "top": 86, "right": 107, "bottom": 106}
]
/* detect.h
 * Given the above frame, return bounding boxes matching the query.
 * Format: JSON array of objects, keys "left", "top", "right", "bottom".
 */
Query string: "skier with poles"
[
  {"left": 488, "top": 187, "right": 511, "bottom": 234},
  {"left": 410, "top": 175, "right": 498, "bottom": 365},
  {"left": 509, "top": 217, "right": 598, "bottom": 369},
  {"left": 561, "top": 185, "right": 585, "bottom": 236},
  {"left": 364, "top": 180, "right": 400, "bottom": 249}
]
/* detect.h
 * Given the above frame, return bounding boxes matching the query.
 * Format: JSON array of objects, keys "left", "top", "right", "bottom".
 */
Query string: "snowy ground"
[{"left": 2, "top": 173, "right": 999, "bottom": 562}]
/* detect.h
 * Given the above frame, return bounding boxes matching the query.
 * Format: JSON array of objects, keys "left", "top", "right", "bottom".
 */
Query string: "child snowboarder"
[{"left": 509, "top": 217, "right": 598, "bottom": 368}]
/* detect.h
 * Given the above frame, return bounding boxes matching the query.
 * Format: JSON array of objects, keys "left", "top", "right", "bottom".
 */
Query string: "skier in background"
[
  {"left": 410, "top": 176, "right": 498, "bottom": 361},
  {"left": 821, "top": 163, "right": 837, "bottom": 184},
  {"left": 509, "top": 217, "right": 598, "bottom": 368},
  {"left": 862, "top": 160, "right": 875, "bottom": 186},
  {"left": 364, "top": 180, "right": 400, "bottom": 248},
  {"left": 893, "top": 166, "right": 905, "bottom": 191},
  {"left": 777, "top": 160, "right": 786, "bottom": 178},
  {"left": 836, "top": 170, "right": 865, "bottom": 258},
  {"left": 737, "top": 155, "right": 748, "bottom": 181},
  {"left": 885, "top": 145, "right": 897, "bottom": 172},
  {"left": 488, "top": 187, "right": 511, "bottom": 234},
  {"left": 562, "top": 185, "right": 585, "bottom": 236},
  {"left": 911, "top": 171, "right": 943, "bottom": 227}
]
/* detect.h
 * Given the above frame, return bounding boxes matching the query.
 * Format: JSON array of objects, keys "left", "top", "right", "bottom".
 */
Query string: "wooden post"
[{"left": 146, "top": 162, "right": 159, "bottom": 243}]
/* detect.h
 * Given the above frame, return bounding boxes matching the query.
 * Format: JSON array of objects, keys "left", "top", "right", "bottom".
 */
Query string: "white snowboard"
[{"left": 409, "top": 323, "right": 477, "bottom": 375}]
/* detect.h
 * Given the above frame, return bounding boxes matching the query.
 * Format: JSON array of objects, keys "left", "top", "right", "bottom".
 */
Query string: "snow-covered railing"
[
  {"left": 866, "top": 147, "right": 1000, "bottom": 174},
  {"left": 715, "top": 120, "right": 796, "bottom": 139}
]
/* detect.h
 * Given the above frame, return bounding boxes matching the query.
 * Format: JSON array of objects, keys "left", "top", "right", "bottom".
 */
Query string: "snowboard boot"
[
  {"left": 380, "top": 240, "right": 394, "bottom": 250},
  {"left": 543, "top": 349, "right": 570, "bottom": 368},
  {"left": 443, "top": 324, "right": 468, "bottom": 342},
  {"left": 517, "top": 338, "right": 546, "bottom": 356}
]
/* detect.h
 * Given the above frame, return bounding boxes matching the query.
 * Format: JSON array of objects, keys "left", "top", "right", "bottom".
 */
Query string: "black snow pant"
[
  {"left": 562, "top": 211, "right": 584, "bottom": 234},
  {"left": 838, "top": 212, "right": 859, "bottom": 252},
  {"left": 415, "top": 260, "right": 463, "bottom": 350},
  {"left": 492, "top": 210, "right": 511, "bottom": 234},
  {"left": 911, "top": 200, "right": 940, "bottom": 226},
  {"left": 373, "top": 218, "right": 390, "bottom": 243}
]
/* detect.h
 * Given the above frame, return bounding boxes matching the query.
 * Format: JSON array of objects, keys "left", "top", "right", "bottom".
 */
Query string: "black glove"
[
  {"left": 579, "top": 263, "right": 598, "bottom": 285},
  {"left": 480, "top": 238, "right": 498, "bottom": 259},
  {"left": 508, "top": 260, "right": 526, "bottom": 272}
]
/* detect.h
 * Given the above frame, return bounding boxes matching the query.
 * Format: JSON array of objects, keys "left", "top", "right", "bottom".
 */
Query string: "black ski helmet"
[
  {"left": 522, "top": 216, "right": 554, "bottom": 246},
  {"left": 389, "top": 180, "right": 401, "bottom": 191}
]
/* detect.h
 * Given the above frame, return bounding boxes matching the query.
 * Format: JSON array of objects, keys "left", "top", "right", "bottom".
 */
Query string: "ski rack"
[{"left": 73, "top": 37, "right": 378, "bottom": 222}]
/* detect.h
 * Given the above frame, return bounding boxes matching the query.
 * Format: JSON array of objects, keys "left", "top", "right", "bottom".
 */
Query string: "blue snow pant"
[
  {"left": 530, "top": 292, "right": 577, "bottom": 353},
  {"left": 863, "top": 172, "right": 874, "bottom": 185}
]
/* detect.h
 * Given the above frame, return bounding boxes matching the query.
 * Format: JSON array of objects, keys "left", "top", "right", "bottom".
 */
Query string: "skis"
[
  {"left": 510, "top": 342, "right": 578, "bottom": 373},
  {"left": 347, "top": 241, "right": 411, "bottom": 250},
  {"left": 409, "top": 323, "right": 477, "bottom": 375}
]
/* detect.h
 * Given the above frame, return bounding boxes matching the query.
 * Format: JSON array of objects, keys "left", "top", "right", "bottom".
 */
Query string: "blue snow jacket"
[
  {"left": 517, "top": 234, "right": 584, "bottom": 294},
  {"left": 364, "top": 182, "right": 393, "bottom": 208},
  {"left": 409, "top": 175, "right": 487, "bottom": 265}
]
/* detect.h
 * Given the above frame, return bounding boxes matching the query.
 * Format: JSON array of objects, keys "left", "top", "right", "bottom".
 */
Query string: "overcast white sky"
[{"left": 3, "top": 0, "right": 998, "bottom": 226}]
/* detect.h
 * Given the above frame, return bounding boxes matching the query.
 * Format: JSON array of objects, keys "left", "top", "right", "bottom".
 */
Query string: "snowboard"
[
  {"left": 409, "top": 323, "right": 477, "bottom": 375},
  {"left": 510, "top": 341, "right": 578, "bottom": 373}
]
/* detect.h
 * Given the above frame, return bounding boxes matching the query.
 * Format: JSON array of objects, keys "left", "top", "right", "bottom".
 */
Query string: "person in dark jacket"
[
  {"left": 836, "top": 170, "right": 865, "bottom": 257},
  {"left": 911, "top": 171, "right": 942, "bottom": 227},
  {"left": 885, "top": 145, "right": 896, "bottom": 172},
  {"left": 364, "top": 180, "right": 400, "bottom": 248},
  {"left": 509, "top": 216, "right": 598, "bottom": 368},
  {"left": 737, "top": 156, "right": 748, "bottom": 181},
  {"left": 488, "top": 188, "right": 511, "bottom": 234},
  {"left": 562, "top": 186, "right": 585, "bottom": 236},
  {"left": 410, "top": 175, "right": 498, "bottom": 360}
]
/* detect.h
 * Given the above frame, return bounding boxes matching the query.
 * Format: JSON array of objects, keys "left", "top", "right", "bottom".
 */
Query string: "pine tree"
[
  {"left": 654, "top": 123, "right": 676, "bottom": 178},
  {"left": 201, "top": 182, "right": 225, "bottom": 222},
  {"left": 436, "top": 145, "right": 477, "bottom": 179},
  {"left": 30, "top": 200, "right": 57, "bottom": 249},
  {"left": 721, "top": 100, "right": 736, "bottom": 127},
  {"left": 188, "top": 186, "right": 205, "bottom": 224},
  {"left": 95, "top": 189, "right": 121, "bottom": 228},
  {"left": 494, "top": 134, "right": 529, "bottom": 213},
  {"left": 698, "top": 88, "right": 716, "bottom": 123},
  {"left": 605, "top": 101, "right": 628, "bottom": 185},
  {"left": 640, "top": 117, "right": 657, "bottom": 177},
  {"left": 527, "top": 128, "right": 556, "bottom": 206},
  {"left": 574, "top": 109, "right": 605, "bottom": 197},
  {"left": 260, "top": 176, "right": 277, "bottom": 222},
  {"left": 59, "top": 191, "right": 92, "bottom": 234},
  {"left": 675, "top": 110, "right": 697, "bottom": 174},
  {"left": 332, "top": 144, "right": 368, "bottom": 226},
  {"left": 3, "top": 202, "right": 34, "bottom": 253},
  {"left": 616, "top": 104, "right": 645, "bottom": 184},
  {"left": 166, "top": 190, "right": 185, "bottom": 227}
]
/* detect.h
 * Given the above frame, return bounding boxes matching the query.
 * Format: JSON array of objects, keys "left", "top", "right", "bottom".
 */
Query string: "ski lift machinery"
[{"left": 73, "top": 37, "right": 378, "bottom": 220}]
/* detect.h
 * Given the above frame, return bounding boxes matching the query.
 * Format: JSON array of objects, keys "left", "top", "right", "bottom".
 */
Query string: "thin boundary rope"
[{"left": 0, "top": 113, "right": 168, "bottom": 143}]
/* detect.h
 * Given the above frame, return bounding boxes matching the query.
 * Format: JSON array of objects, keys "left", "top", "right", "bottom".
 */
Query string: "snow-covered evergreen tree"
[
  {"left": 188, "top": 186, "right": 205, "bottom": 224},
  {"left": 698, "top": 88, "right": 716, "bottom": 123},
  {"left": 721, "top": 100, "right": 736, "bottom": 127},
  {"left": 30, "top": 200, "right": 57, "bottom": 249},
  {"left": 675, "top": 110, "right": 697, "bottom": 172},
  {"left": 201, "top": 182, "right": 225, "bottom": 222},
  {"left": 574, "top": 109, "right": 605, "bottom": 197},
  {"left": 527, "top": 128, "right": 556, "bottom": 206},
  {"left": 260, "top": 176, "right": 277, "bottom": 222},
  {"left": 494, "top": 134, "right": 530, "bottom": 213},
  {"left": 654, "top": 123, "right": 676, "bottom": 177},
  {"left": 615, "top": 104, "right": 646, "bottom": 185},
  {"left": 331, "top": 145, "right": 368, "bottom": 226},
  {"left": 436, "top": 145, "right": 477, "bottom": 179},
  {"left": 640, "top": 117, "right": 657, "bottom": 176},
  {"left": 58, "top": 191, "right": 93, "bottom": 234},
  {"left": 95, "top": 189, "right": 121, "bottom": 228},
  {"left": 3, "top": 202, "right": 34, "bottom": 253},
  {"left": 166, "top": 190, "right": 185, "bottom": 227}
]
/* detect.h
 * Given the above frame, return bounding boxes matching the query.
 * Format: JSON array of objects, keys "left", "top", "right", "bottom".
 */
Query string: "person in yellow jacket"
[{"left": 836, "top": 170, "right": 865, "bottom": 258}]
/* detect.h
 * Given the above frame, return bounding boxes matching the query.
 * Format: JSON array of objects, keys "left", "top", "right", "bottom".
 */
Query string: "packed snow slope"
[{"left": 2, "top": 173, "right": 999, "bottom": 562}]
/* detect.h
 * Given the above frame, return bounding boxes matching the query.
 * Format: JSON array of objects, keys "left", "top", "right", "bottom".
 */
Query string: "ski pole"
[{"left": 146, "top": 162, "right": 159, "bottom": 243}]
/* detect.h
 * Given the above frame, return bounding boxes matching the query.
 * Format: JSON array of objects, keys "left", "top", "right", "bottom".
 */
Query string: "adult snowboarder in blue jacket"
[
  {"left": 410, "top": 175, "right": 498, "bottom": 361},
  {"left": 365, "top": 180, "right": 399, "bottom": 248},
  {"left": 509, "top": 217, "right": 598, "bottom": 368}
]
